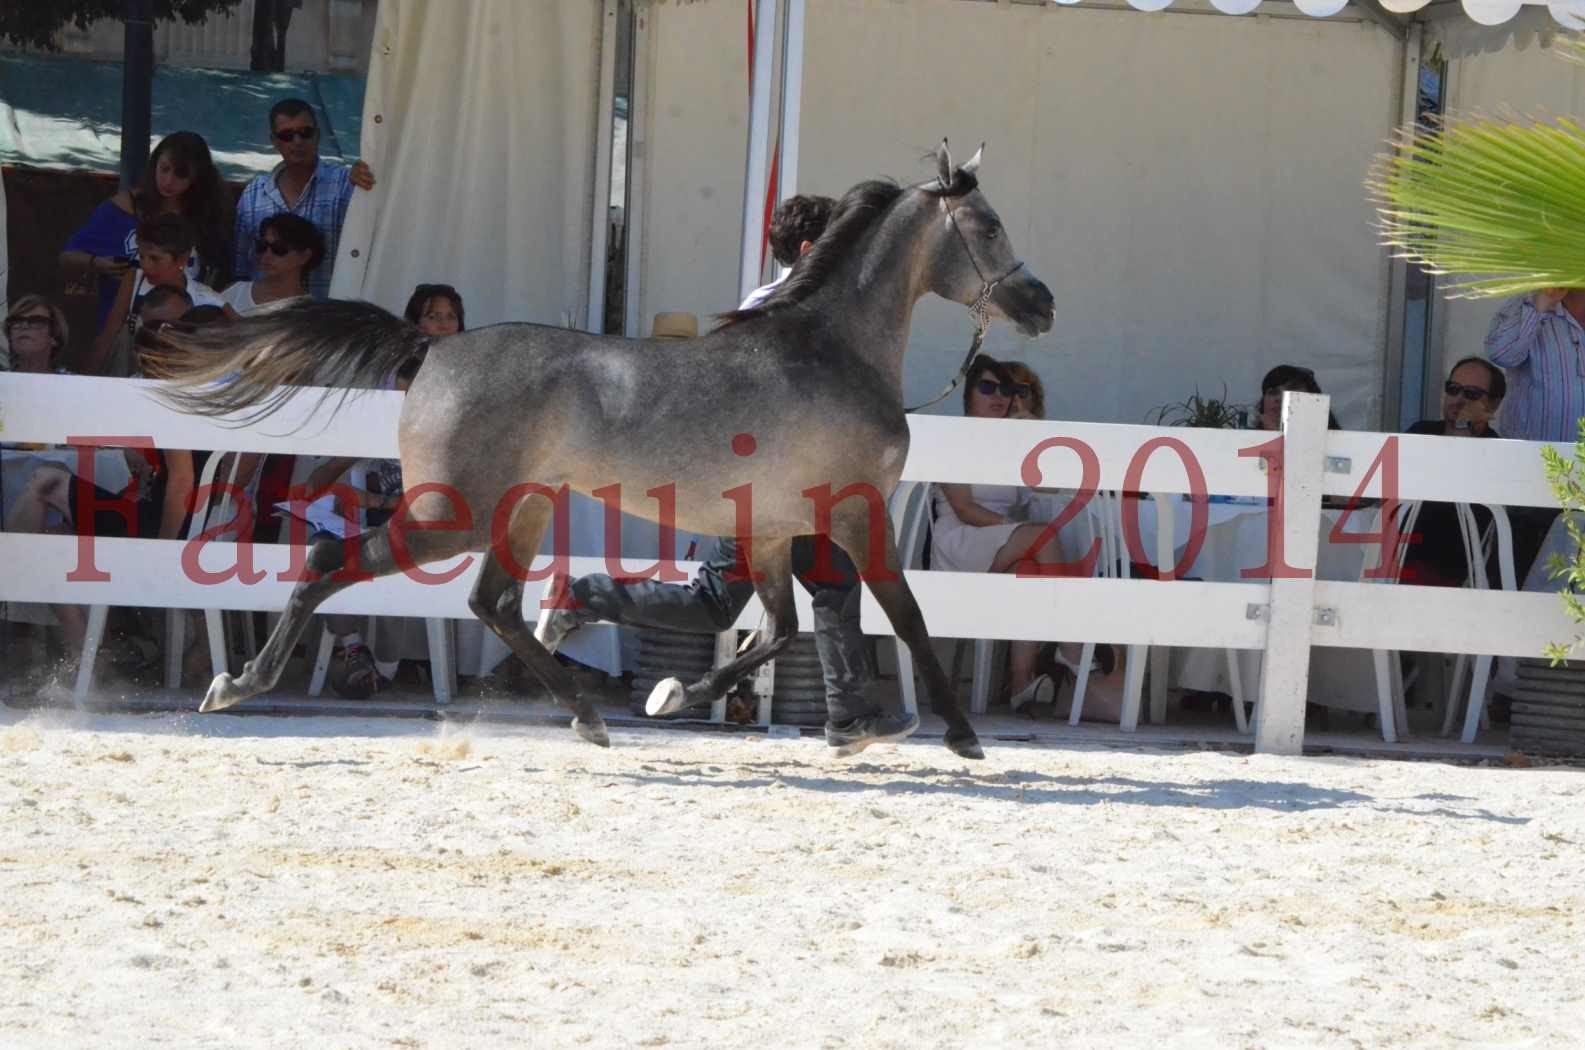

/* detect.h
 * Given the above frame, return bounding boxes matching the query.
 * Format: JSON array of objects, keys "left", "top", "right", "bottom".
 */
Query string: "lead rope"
[
  {"left": 904, "top": 201, "right": 1023, "bottom": 413},
  {"left": 903, "top": 285, "right": 994, "bottom": 413}
]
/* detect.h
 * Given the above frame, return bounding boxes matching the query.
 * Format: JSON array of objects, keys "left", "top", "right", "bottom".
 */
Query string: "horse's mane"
[{"left": 716, "top": 167, "right": 979, "bottom": 328}]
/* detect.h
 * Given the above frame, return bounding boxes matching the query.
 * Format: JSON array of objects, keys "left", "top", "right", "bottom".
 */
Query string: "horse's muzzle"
[{"left": 995, "top": 274, "right": 1056, "bottom": 338}]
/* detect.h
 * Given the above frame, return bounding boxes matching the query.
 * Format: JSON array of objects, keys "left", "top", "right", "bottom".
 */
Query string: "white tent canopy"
[{"left": 1060, "top": 0, "right": 1583, "bottom": 26}]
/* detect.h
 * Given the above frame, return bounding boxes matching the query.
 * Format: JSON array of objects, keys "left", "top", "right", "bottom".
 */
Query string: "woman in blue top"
[{"left": 60, "top": 131, "right": 231, "bottom": 327}]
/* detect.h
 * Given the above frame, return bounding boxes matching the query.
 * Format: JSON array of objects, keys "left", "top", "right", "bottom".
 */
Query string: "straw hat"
[{"left": 651, "top": 312, "right": 698, "bottom": 340}]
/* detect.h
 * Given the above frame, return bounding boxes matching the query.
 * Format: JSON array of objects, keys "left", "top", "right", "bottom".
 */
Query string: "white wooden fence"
[{"left": 1, "top": 373, "right": 1573, "bottom": 754}]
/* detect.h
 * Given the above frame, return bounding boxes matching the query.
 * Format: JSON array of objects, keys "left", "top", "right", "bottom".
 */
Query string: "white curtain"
[
  {"left": 332, "top": 0, "right": 601, "bottom": 327},
  {"left": 330, "top": 0, "right": 624, "bottom": 675}
]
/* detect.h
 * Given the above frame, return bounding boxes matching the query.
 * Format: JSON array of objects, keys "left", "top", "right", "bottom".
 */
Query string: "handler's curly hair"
[{"left": 767, "top": 194, "right": 837, "bottom": 267}]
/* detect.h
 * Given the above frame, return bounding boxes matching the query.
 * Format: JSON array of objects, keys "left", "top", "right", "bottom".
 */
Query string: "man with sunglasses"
[
  {"left": 1402, "top": 358, "right": 1506, "bottom": 588},
  {"left": 233, "top": 98, "right": 377, "bottom": 300},
  {"left": 1408, "top": 358, "right": 1506, "bottom": 441}
]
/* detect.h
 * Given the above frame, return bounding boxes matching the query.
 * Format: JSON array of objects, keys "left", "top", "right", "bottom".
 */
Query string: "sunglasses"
[
  {"left": 1444, "top": 381, "right": 1491, "bottom": 401},
  {"left": 273, "top": 126, "right": 318, "bottom": 143},
  {"left": 4, "top": 315, "right": 50, "bottom": 334},
  {"left": 255, "top": 237, "right": 295, "bottom": 257},
  {"left": 976, "top": 379, "right": 1033, "bottom": 399}
]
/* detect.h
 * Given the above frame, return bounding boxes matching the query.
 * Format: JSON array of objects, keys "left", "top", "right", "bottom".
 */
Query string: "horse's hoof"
[
  {"left": 572, "top": 716, "right": 610, "bottom": 748},
  {"left": 645, "top": 677, "right": 688, "bottom": 717},
  {"left": 944, "top": 731, "right": 985, "bottom": 760},
  {"left": 198, "top": 673, "right": 244, "bottom": 713}
]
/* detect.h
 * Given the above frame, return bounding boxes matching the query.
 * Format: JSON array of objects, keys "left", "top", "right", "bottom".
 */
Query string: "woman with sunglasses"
[
  {"left": 930, "top": 355, "right": 1082, "bottom": 712},
  {"left": 61, "top": 131, "right": 231, "bottom": 328},
  {"left": 2, "top": 296, "right": 70, "bottom": 374},
  {"left": 221, "top": 214, "right": 325, "bottom": 316}
]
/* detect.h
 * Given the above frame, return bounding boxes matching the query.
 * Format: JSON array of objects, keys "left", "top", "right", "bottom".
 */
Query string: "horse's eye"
[{"left": 985, "top": 224, "right": 1001, "bottom": 240}]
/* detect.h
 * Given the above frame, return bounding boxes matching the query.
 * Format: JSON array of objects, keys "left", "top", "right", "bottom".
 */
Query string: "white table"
[{"left": 1029, "top": 492, "right": 1380, "bottom": 714}]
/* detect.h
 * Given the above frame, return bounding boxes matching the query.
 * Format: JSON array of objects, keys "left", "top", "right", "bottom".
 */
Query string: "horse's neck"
[{"left": 805, "top": 195, "right": 933, "bottom": 388}]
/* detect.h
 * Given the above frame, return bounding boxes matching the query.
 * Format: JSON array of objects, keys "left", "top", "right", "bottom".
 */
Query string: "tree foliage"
[{"left": 0, "top": 1, "right": 244, "bottom": 51}]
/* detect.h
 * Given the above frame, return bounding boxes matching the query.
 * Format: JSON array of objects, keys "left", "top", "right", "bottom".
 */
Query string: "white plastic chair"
[
  {"left": 1097, "top": 494, "right": 1248, "bottom": 733},
  {"left": 165, "top": 451, "right": 261, "bottom": 688},
  {"left": 893, "top": 481, "right": 1024, "bottom": 716},
  {"left": 303, "top": 460, "right": 457, "bottom": 704},
  {"left": 74, "top": 450, "right": 254, "bottom": 704},
  {"left": 890, "top": 481, "right": 929, "bottom": 719},
  {"left": 1359, "top": 499, "right": 1428, "bottom": 744},
  {"left": 1440, "top": 502, "right": 1515, "bottom": 743}
]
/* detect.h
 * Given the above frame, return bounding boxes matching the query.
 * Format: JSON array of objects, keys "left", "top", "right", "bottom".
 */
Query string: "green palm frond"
[
  {"left": 1367, "top": 113, "right": 1585, "bottom": 299},
  {"left": 1554, "top": 32, "right": 1585, "bottom": 66}
]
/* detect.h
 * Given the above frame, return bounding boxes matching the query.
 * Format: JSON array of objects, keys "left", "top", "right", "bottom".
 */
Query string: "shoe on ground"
[
  {"left": 826, "top": 710, "right": 920, "bottom": 757},
  {"left": 331, "top": 642, "right": 385, "bottom": 700},
  {"left": 534, "top": 572, "right": 582, "bottom": 654}
]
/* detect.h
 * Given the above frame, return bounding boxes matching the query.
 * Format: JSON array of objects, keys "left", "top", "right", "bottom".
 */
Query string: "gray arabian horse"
[{"left": 160, "top": 140, "right": 1055, "bottom": 760}]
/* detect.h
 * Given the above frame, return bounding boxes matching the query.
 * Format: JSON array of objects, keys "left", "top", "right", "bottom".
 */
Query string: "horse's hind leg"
[
  {"left": 200, "top": 522, "right": 470, "bottom": 712},
  {"left": 468, "top": 494, "right": 609, "bottom": 746},
  {"left": 646, "top": 538, "right": 797, "bottom": 717},
  {"left": 828, "top": 514, "right": 984, "bottom": 760}
]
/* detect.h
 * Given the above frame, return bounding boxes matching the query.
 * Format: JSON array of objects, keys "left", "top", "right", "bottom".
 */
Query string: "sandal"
[{"left": 1008, "top": 673, "right": 1055, "bottom": 715}]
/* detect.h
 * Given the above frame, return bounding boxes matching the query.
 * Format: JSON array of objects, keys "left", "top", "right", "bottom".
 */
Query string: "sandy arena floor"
[{"left": 2, "top": 707, "right": 1583, "bottom": 1049}]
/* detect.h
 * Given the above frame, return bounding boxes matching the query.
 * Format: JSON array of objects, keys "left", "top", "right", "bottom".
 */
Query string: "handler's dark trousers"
[{"left": 566, "top": 535, "right": 876, "bottom": 724}]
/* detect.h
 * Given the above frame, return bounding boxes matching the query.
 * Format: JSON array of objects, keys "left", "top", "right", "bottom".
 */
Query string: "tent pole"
[
  {"left": 119, "top": 0, "right": 155, "bottom": 190},
  {"left": 586, "top": 0, "right": 620, "bottom": 333},
  {"left": 775, "top": 0, "right": 806, "bottom": 281},
  {"left": 737, "top": 0, "right": 778, "bottom": 304}
]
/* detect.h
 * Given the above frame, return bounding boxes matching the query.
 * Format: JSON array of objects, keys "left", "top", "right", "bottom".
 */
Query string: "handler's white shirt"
[{"left": 738, "top": 273, "right": 786, "bottom": 311}]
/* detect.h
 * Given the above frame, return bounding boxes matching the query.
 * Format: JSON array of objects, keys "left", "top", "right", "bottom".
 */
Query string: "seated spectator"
[
  {"left": 1401, "top": 358, "right": 1506, "bottom": 587},
  {"left": 88, "top": 215, "right": 223, "bottom": 375},
  {"left": 221, "top": 213, "right": 324, "bottom": 316},
  {"left": 1003, "top": 360, "right": 1045, "bottom": 421},
  {"left": 404, "top": 283, "right": 466, "bottom": 335},
  {"left": 930, "top": 355, "right": 1116, "bottom": 717},
  {"left": 1253, "top": 364, "right": 1343, "bottom": 431},
  {"left": 2, "top": 295, "right": 70, "bottom": 374},
  {"left": 60, "top": 130, "right": 230, "bottom": 330}
]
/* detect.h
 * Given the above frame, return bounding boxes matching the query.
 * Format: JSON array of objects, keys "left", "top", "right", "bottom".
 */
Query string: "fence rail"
[{"left": 1, "top": 373, "right": 1574, "bottom": 754}]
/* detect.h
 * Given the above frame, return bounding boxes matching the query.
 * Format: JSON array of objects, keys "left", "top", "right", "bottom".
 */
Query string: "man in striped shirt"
[
  {"left": 233, "top": 98, "right": 376, "bottom": 300},
  {"left": 1483, "top": 287, "right": 1583, "bottom": 580},
  {"left": 1483, "top": 287, "right": 1585, "bottom": 442}
]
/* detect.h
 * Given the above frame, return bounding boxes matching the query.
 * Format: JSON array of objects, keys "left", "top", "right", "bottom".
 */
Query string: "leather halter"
[{"left": 905, "top": 199, "right": 1026, "bottom": 413}]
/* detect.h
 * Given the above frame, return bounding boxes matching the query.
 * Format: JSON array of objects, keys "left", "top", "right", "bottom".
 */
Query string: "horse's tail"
[{"left": 146, "top": 298, "right": 428, "bottom": 426}]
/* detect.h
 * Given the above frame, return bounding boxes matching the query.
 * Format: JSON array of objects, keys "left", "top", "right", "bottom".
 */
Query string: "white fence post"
[{"left": 1254, "top": 392, "right": 1329, "bottom": 755}]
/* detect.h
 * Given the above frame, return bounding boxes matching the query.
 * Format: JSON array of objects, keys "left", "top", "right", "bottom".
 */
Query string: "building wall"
[
  {"left": 17, "top": 0, "right": 378, "bottom": 75},
  {"left": 639, "top": 0, "right": 1400, "bottom": 428}
]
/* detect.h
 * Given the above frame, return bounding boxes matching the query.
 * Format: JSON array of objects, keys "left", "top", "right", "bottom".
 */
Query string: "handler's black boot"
[{"left": 825, "top": 711, "right": 920, "bottom": 757}]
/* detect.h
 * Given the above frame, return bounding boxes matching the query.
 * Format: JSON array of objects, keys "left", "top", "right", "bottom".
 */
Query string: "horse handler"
[{"left": 536, "top": 195, "right": 918, "bottom": 757}]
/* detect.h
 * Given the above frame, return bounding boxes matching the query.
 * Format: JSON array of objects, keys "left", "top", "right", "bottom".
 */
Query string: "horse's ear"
[
  {"left": 936, "top": 138, "right": 954, "bottom": 189},
  {"left": 961, "top": 142, "right": 984, "bottom": 176}
]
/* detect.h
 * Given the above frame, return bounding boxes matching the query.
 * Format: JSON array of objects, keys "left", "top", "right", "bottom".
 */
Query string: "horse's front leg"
[{"left": 828, "top": 513, "right": 984, "bottom": 760}]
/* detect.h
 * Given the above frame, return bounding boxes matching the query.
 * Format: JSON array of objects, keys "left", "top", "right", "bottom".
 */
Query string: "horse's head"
[{"left": 925, "top": 140, "right": 1054, "bottom": 338}]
